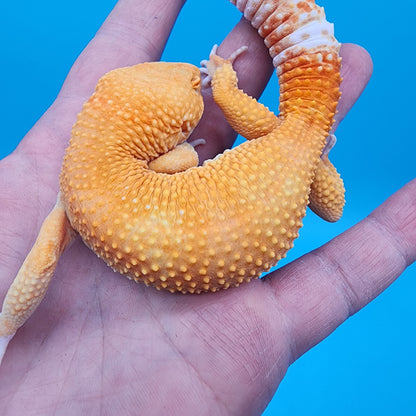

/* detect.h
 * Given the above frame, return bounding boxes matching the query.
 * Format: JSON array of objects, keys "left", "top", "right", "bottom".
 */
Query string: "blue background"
[{"left": 1, "top": 0, "right": 415, "bottom": 414}]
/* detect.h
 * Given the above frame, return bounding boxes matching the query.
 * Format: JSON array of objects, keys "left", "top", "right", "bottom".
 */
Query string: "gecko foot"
[
  {"left": 200, "top": 44, "right": 248, "bottom": 88},
  {"left": 187, "top": 138, "right": 206, "bottom": 148}
]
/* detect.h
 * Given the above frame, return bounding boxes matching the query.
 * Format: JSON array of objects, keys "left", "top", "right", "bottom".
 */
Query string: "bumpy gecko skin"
[
  {"left": 228, "top": 0, "right": 345, "bottom": 222},
  {"left": 0, "top": 0, "right": 342, "bottom": 360}
]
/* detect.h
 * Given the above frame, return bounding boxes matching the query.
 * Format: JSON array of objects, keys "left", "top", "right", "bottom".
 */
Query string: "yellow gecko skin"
[{"left": 0, "top": 0, "right": 342, "bottom": 357}]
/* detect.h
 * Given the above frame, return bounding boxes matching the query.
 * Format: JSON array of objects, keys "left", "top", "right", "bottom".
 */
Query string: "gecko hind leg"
[{"left": 309, "top": 135, "right": 345, "bottom": 222}]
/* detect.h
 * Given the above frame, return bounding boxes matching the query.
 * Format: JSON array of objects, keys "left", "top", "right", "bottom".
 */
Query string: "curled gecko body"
[{"left": 0, "top": 0, "right": 342, "bottom": 361}]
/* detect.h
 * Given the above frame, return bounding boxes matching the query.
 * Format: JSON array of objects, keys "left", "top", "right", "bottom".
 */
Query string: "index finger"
[{"left": 59, "top": 0, "right": 186, "bottom": 101}]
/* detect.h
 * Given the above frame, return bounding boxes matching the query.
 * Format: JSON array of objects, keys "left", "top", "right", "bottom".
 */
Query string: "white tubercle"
[
  {"left": 251, "top": 2, "right": 275, "bottom": 29},
  {"left": 270, "top": 19, "right": 340, "bottom": 67},
  {"left": 229, "top": 0, "right": 340, "bottom": 68},
  {"left": 268, "top": 17, "right": 339, "bottom": 51},
  {"left": 241, "top": 0, "right": 263, "bottom": 21}
]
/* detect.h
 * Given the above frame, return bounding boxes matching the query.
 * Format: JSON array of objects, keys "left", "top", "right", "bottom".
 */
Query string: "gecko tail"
[
  {"left": 232, "top": 0, "right": 341, "bottom": 130},
  {"left": 0, "top": 323, "right": 13, "bottom": 366},
  {"left": 0, "top": 195, "right": 75, "bottom": 365}
]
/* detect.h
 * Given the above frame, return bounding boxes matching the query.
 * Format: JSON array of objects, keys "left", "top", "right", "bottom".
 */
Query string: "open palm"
[{"left": 0, "top": 1, "right": 414, "bottom": 415}]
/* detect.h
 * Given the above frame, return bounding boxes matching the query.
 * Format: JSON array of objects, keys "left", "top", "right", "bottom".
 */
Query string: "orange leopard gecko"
[{"left": 0, "top": 0, "right": 342, "bottom": 362}]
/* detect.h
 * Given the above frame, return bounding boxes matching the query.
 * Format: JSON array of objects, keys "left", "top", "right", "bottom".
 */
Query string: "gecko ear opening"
[{"left": 191, "top": 75, "right": 201, "bottom": 90}]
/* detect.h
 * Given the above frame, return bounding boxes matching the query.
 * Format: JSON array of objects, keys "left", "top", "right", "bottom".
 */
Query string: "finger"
[
  {"left": 265, "top": 178, "right": 416, "bottom": 361},
  {"left": 59, "top": 0, "right": 186, "bottom": 101},
  {"left": 332, "top": 43, "right": 373, "bottom": 131}
]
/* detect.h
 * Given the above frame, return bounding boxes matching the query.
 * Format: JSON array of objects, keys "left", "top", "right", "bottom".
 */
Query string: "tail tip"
[{"left": 0, "top": 313, "right": 15, "bottom": 366}]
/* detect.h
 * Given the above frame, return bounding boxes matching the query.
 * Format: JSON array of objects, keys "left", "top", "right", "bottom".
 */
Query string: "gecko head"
[
  {"left": 86, "top": 62, "right": 204, "bottom": 159},
  {"left": 130, "top": 61, "right": 204, "bottom": 142},
  {"left": 161, "top": 62, "right": 204, "bottom": 140}
]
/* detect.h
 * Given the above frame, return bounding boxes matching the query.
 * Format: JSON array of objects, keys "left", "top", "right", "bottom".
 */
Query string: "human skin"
[{"left": 0, "top": 0, "right": 414, "bottom": 415}]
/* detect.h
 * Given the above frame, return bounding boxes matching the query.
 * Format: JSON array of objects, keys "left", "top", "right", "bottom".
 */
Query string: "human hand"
[{"left": 1, "top": 0, "right": 413, "bottom": 415}]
